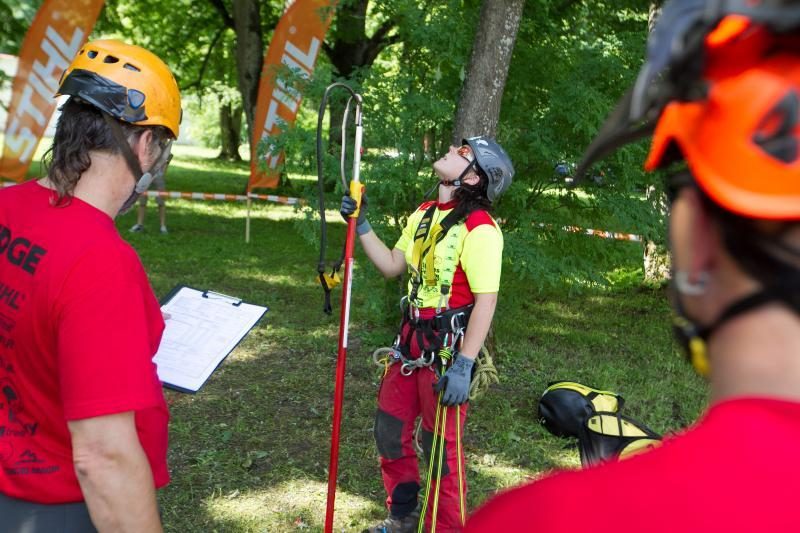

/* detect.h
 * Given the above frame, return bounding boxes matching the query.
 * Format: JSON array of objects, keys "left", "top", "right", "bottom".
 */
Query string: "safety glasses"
[{"left": 457, "top": 144, "right": 474, "bottom": 162}]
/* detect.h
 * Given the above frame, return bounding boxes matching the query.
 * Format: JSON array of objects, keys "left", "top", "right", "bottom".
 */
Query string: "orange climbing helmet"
[
  {"left": 57, "top": 39, "right": 181, "bottom": 138},
  {"left": 645, "top": 51, "right": 800, "bottom": 220},
  {"left": 574, "top": 1, "right": 800, "bottom": 221}
]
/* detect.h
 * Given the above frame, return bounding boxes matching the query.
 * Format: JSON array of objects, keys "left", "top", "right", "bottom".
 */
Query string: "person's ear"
[
  {"left": 682, "top": 187, "right": 721, "bottom": 282},
  {"left": 133, "top": 130, "right": 154, "bottom": 167},
  {"left": 464, "top": 169, "right": 481, "bottom": 185}
]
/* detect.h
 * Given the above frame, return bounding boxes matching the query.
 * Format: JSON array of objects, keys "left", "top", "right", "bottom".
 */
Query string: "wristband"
[{"left": 356, "top": 219, "right": 372, "bottom": 236}]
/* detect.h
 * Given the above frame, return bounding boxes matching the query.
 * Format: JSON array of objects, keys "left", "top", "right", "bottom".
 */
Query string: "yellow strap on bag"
[
  {"left": 580, "top": 413, "right": 662, "bottom": 466},
  {"left": 618, "top": 437, "right": 662, "bottom": 459},
  {"left": 544, "top": 381, "right": 623, "bottom": 412},
  {"left": 538, "top": 381, "right": 624, "bottom": 439}
]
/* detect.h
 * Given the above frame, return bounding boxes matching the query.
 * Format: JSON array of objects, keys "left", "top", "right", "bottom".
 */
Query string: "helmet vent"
[
  {"left": 103, "top": 55, "right": 120, "bottom": 64},
  {"left": 753, "top": 90, "right": 799, "bottom": 164},
  {"left": 87, "top": 50, "right": 98, "bottom": 59},
  {"left": 123, "top": 63, "right": 141, "bottom": 72}
]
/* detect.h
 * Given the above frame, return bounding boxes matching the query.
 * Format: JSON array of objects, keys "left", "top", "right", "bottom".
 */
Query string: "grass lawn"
[{"left": 16, "top": 144, "right": 707, "bottom": 531}]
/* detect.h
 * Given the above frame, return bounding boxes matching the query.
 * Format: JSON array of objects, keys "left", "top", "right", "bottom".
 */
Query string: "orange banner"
[
  {"left": 0, "top": 0, "right": 105, "bottom": 182},
  {"left": 248, "top": 0, "right": 333, "bottom": 191}
]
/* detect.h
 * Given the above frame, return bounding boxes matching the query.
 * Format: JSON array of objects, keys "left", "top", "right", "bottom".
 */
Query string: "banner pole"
[{"left": 245, "top": 195, "right": 252, "bottom": 243}]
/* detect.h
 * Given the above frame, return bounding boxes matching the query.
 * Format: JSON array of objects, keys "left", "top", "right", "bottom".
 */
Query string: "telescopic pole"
[{"left": 323, "top": 86, "right": 363, "bottom": 533}]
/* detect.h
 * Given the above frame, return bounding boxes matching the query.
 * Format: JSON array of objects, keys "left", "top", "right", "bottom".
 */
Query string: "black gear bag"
[{"left": 538, "top": 381, "right": 662, "bottom": 466}]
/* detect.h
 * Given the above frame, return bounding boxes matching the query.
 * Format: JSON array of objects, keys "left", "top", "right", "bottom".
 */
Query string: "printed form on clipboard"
[{"left": 155, "top": 285, "right": 268, "bottom": 393}]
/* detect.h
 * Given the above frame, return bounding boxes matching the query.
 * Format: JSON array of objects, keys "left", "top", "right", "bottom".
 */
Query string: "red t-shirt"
[
  {"left": 466, "top": 397, "right": 800, "bottom": 532},
  {"left": 0, "top": 181, "right": 169, "bottom": 503}
]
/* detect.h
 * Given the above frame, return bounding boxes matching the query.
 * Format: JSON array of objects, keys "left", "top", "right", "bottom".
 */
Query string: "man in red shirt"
[
  {"left": 0, "top": 39, "right": 180, "bottom": 531},
  {"left": 467, "top": 3, "right": 800, "bottom": 532}
]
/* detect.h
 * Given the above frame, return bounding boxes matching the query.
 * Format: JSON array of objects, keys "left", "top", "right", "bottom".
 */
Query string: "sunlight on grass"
[
  {"left": 170, "top": 160, "right": 249, "bottom": 176},
  {"left": 468, "top": 452, "right": 537, "bottom": 490},
  {"left": 172, "top": 143, "right": 250, "bottom": 160},
  {"left": 204, "top": 479, "right": 378, "bottom": 532},
  {"left": 265, "top": 323, "right": 340, "bottom": 341},
  {"left": 285, "top": 171, "right": 317, "bottom": 182},
  {"left": 166, "top": 198, "right": 328, "bottom": 223}
]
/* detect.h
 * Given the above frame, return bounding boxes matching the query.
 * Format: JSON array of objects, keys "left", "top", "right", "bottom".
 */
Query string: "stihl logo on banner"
[
  {"left": 0, "top": 0, "right": 105, "bottom": 182},
  {"left": 248, "top": 0, "right": 332, "bottom": 191}
]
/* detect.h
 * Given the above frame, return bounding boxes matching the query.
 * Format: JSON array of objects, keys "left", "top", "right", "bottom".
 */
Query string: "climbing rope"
[
  {"left": 469, "top": 346, "right": 500, "bottom": 401},
  {"left": 456, "top": 402, "right": 466, "bottom": 525},
  {"left": 418, "top": 388, "right": 446, "bottom": 533},
  {"left": 372, "top": 346, "right": 399, "bottom": 379}
]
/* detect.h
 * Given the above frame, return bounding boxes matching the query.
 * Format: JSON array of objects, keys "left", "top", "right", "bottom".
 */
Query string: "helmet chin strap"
[
  {"left": 102, "top": 112, "right": 173, "bottom": 215},
  {"left": 672, "top": 282, "right": 800, "bottom": 377},
  {"left": 425, "top": 161, "right": 476, "bottom": 198}
]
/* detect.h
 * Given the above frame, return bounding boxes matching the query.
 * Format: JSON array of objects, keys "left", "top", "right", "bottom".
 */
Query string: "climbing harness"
[
  {"left": 319, "top": 82, "right": 364, "bottom": 533},
  {"left": 408, "top": 204, "right": 464, "bottom": 314}
]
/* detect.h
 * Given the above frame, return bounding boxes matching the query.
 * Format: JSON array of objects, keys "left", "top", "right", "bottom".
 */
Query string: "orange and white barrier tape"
[
  {"left": 0, "top": 181, "right": 303, "bottom": 205},
  {"left": 562, "top": 225, "right": 641, "bottom": 242},
  {"left": 537, "top": 223, "right": 642, "bottom": 243},
  {"left": 143, "top": 190, "right": 304, "bottom": 206},
  {"left": 1, "top": 181, "right": 638, "bottom": 240}
]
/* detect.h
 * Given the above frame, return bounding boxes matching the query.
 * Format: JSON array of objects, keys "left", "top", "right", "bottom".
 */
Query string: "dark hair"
[
  {"left": 701, "top": 191, "right": 800, "bottom": 287},
  {"left": 42, "top": 98, "right": 171, "bottom": 203},
  {"left": 453, "top": 168, "right": 492, "bottom": 218}
]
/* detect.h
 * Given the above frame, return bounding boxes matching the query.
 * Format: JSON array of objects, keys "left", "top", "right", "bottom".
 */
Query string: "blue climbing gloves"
[
  {"left": 340, "top": 194, "right": 371, "bottom": 235},
  {"left": 434, "top": 354, "right": 474, "bottom": 406}
]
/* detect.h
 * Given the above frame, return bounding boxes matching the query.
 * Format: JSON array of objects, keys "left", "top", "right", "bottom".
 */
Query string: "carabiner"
[{"left": 373, "top": 347, "right": 400, "bottom": 367}]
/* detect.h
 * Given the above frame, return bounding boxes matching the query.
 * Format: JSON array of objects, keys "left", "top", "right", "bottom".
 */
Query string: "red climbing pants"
[{"left": 375, "top": 356, "right": 469, "bottom": 532}]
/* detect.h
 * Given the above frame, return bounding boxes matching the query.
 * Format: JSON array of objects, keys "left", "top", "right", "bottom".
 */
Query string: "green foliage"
[
  {"left": 0, "top": 0, "right": 40, "bottom": 108},
  {"left": 0, "top": 0, "right": 37, "bottom": 55},
  {"left": 273, "top": 0, "right": 662, "bottom": 295},
  {"left": 183, "top": 82, "right": 243, "bottom": 149},
  {"left": 492, "top": 1, "right": 659, "bottom": 289}
]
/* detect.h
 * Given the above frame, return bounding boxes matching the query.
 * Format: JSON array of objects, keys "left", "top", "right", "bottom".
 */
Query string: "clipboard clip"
[{"left": 202, "top": 290, "right": 243, "bottom": 306}]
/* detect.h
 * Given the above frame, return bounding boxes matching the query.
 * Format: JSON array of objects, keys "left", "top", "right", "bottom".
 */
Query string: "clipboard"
[{"left": 154, "top": 285, "right": 268, "bottom": 393}]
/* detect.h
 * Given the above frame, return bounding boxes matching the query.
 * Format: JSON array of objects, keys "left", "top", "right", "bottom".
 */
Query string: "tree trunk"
[
  {"left": 218, "top": 102, "right": 243, "bottom": 161},
  {"left": 643, "top": 0, "right": 670, "bottom": 284},
  {"left": 231, "top": 0, "right": 264, "bottom": 144},
  {"left": 451, "top": 0, "right": 524, "bottom": 143},
  {"left": 452, "top": 0, "right": 523, "bottom": 360},
  {"left": 648, "top": 0, "right": 663, "bottom": 33}
]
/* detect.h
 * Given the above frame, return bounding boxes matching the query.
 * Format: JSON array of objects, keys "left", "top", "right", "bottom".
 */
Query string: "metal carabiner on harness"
[{"left": 373, "top": 346, "right": 401, "bottom": 367}]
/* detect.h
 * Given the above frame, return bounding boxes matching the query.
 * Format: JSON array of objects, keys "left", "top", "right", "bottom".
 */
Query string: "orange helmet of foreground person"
[
  {"left": 57, "top": 39, "right": 181, "bottom": 138},
  {"left": 645, "top": 40, "right": 800, "bottom": 220}
]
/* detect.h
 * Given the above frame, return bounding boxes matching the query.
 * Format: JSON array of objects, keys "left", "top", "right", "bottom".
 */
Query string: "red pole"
[
  {"left": 324, "top": 215, "right": 356, "bottom": 533},
  {"left": 324, "top": 90, "right": 363, "bottom": 533}
]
